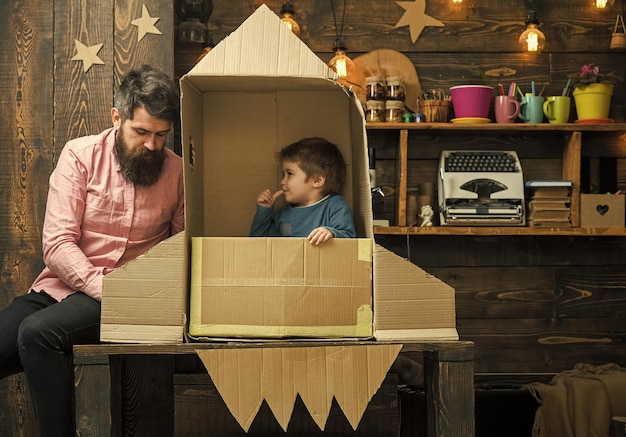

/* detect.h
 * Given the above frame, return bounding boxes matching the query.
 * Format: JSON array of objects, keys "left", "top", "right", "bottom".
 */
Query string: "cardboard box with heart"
[{"left": 580, "top": 194, "right": 625, "bottom": 227}]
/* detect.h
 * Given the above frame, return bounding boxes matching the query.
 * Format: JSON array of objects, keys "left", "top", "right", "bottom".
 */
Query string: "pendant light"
[
  {"left": 594, "top": 0, "right": 614, "bottom": 8},
  {"left": 280, "top": 1, "right": 300, "bottom": 37},
  {"left": 519, "top": 10, "right": 546, "bottom": 52},
  {"left": 328, "top": 0, "right": 354, "bottom": 79},
  {"left": 329, "top": 37, "right": 355, "bottom": 78},
  {"left": 175, "top": 0, "right": 213, "bottom": 44}
]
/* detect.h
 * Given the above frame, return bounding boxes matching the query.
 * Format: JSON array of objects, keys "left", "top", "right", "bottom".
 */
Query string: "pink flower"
[
  {"left": 571, "top": 63, "right": 611, "bottom": 88},
  {"left": 579, "top": 64, "right": 600, "bottom": 80}
]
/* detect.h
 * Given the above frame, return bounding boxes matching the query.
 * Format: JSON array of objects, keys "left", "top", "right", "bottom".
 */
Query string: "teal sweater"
[{"left": 249, "top": 195, "right": 356, "bottom": 238}]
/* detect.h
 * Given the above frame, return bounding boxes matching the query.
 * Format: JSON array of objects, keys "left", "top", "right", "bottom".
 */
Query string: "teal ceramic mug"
[{"left": 519, "top": 95, "right": 545, "bottom": 123}]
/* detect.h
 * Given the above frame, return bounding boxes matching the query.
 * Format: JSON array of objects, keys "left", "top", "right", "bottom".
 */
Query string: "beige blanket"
[{"left": 526, "top": 363, "right": 626, "bottom": 437}]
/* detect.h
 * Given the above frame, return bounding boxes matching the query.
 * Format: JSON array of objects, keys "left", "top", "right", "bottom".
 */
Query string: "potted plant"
[{"left": 569, "top": 63, "right": 614, "bottom": 121}]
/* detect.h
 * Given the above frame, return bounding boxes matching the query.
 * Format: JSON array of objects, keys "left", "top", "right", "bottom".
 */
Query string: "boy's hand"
[
  {"left": 307, "top": 227, "right": 334, "bottom": 245},
  {"left": 257, "top": 189, "right": 284, "bottom": 207}
]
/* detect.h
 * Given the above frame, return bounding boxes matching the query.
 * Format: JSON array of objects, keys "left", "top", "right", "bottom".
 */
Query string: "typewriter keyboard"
[{"left": 444, "top": 151, "right": 520, "bottom": 173}]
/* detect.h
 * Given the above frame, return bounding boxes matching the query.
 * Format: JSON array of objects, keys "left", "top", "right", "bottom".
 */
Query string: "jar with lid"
[
  {"left": 385, "top": 76, "right": 405, "bottom": 101},
  {"left": 365, "top": 100, "right": 385, "bottom": 122},
  {"left": 385, "top": 100, "right": 405, "bottom": 123},
  {"left": 365, "top": 76, "right": 385, "bottom": 101}
]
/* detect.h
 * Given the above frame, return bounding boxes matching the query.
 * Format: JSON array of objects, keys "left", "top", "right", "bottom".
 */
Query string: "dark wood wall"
[
  {"left": 0, "top": 0, "right": 174, "bottom": 433},
  {"left": 1, "top": 0, "right": 625, "bottom": 434}
]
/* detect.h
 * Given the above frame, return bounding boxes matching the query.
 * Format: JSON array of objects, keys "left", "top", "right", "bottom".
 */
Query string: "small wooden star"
[
  {"left": 71, "top": 39, "right": 104, "bottom": 72},
  {"left": 131, "top": 4, "right": 162, "bottom": 42},
  {"left": 395, "top": 0, "right": 444, "bottom": 43}
]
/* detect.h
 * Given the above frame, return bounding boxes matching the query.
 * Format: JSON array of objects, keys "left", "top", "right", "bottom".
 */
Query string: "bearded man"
[{"left": 0, "top": 65, "right": 184, "bottom": 437}]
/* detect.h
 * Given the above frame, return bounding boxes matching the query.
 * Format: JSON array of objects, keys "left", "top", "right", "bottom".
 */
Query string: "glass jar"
[
  {"left": 385, "top": 100, "right": 405, "bottom": 123},
  {"left": 365, "top": 100, "right": 385, "bottom": 122},
  {"left": 365, "top": 76, "right": 385, "bottom": 101},
  {"left": 385, "top": 76, "right": 405, "bottom": 101}
]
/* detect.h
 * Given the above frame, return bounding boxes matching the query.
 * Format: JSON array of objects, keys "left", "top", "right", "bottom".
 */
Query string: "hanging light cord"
[{"left": 330, "top": 0, "right": 346, "bottom": 39}]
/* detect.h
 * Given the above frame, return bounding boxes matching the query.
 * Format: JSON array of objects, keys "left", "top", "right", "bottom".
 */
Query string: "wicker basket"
[{"left": 417, "top": 99, "right": 452, "bottom": 122}]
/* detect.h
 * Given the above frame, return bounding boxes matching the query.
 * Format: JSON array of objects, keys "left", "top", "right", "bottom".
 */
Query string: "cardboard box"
[
  {"left": 580, "top": 194, "right": 625, "bottom": 227},
  {"left": 99, "top": 4, "right": 459, "bottom": 431},
  {"left": 101, "top": 3, "right": 457, "bottom": 344},
  {"left": 189, "top": 237, "right": 373, "bottom": 338}
]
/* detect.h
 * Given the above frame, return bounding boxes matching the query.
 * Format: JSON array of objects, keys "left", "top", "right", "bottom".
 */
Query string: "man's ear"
[
  {"left": 312, "top": 174, "right": 326, "bottom": 188},
  {"left": 111, "top": 108, "right": 122, "bottom": 130}
]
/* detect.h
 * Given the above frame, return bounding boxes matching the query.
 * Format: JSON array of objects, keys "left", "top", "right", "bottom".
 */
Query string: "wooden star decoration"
[
  {"left": 131, "top": 4, "right": 162, "bottom": 42},
  {"left": 71, "top": 39, "right": 104, "bottom": 73},
  {"left": 395, "top": 0, "right": 444, "bottom": 43}
]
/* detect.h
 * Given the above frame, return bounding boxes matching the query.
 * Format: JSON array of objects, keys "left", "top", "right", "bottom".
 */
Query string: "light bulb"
[
  {"left": 519, "top": 11, "right": 545, "bottom": 53},
  {"left": 329, "top": 38, "right": 355, "bottom": 79},
  {"left": 280, "top": 1, "right": 300, "bottom": 37},
  {"left": 452, "top": 0, "right": 463, "bottom": 3},
  {"left": 594, "top": 0, "right": 613, "bottom": 8}
]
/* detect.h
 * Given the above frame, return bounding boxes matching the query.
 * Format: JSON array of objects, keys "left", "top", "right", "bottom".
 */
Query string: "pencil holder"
[{"left": 417, "top": 99, "right": 452, "bottom": 122}]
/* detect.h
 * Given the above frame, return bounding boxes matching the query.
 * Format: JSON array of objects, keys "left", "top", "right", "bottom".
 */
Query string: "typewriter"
[{"left": 438, "top": 150, "right": 525, "bottom": 225}]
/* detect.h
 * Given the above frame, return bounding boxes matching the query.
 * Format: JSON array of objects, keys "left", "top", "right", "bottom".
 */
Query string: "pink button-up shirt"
[{"left": 30, "top": 127, "right": 184, "bottom": 302}]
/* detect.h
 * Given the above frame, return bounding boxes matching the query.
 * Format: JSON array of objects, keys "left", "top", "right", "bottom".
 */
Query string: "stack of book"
[{"left": 525, "top": 180, "right": 573, "bottom": 227}]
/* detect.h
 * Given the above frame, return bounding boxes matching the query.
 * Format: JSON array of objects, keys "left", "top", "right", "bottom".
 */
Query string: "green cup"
[{"left": 543, "top": 96, "right": 571, "bottom": 124}]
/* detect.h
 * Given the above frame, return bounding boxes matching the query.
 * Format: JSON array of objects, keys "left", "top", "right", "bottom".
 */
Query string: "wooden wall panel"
[
  {"left": 114, "top": 0, "right": 174, "bottom": 85},
  {"left": 0, "top": 0, "right": 53, "bottom": 434},
  {"left": 1, "top": 0, "right": 625, "bottom": 434},
  {"left": 213, "top": 0, "right": 619, "bottom": 54},
  {"left": 459, "top": 317, "right": 626, "bottom": 373},
  {"left": 54, "top": 0, "right": 114, "bottom": 150},
  {"left": 0, "top": 0, "right": 175, "bottom": 435}
]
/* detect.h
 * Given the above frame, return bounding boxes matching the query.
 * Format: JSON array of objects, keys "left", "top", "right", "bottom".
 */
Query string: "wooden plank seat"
[{"left": 73, "top": 340, "right": 474, "bottom": 437}]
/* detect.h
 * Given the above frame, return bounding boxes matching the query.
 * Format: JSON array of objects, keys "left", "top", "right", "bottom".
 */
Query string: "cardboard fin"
[
  {"left": 373, "top": 244, "right": 459, "bottom": 340},
  {"left": 327, "top": 344, "right": 402, "bottom": 430},
  {"left": 196, "top": 348, "right": 265, "bottom": 431},
  {"left": 101, "top": 232, "right": 186, "bottom": 343},
  {"left": 259, "top": 348, "right": 298, "bottom": 431},
  {"left": 196, "top": 344, "right": 401, "bottom": 432}
]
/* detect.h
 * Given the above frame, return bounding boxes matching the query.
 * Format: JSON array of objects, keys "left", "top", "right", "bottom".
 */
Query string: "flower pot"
[
  {"left": 450, "top": 85, "right": 493, "bottom": 119},
  {"left": 572, "top": 83, "right": 614, "bottom": 121}
]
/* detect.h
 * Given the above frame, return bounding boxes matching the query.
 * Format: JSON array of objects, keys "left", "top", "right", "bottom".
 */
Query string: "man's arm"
[{"left": 41, "top": 145, "right": 105, "bottom": 300}]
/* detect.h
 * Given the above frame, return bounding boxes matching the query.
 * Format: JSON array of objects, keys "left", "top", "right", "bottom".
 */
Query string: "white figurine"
[{"left": 419, "top": 205, "right": 434, "bottom": 227}]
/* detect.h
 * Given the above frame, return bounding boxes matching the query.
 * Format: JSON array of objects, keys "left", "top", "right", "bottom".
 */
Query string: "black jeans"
[{"left": 0, "top": 291, "right": 101, "bottom": 437}]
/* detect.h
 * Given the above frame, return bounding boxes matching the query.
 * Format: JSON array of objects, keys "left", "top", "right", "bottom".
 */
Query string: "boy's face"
[{"left": 280, "top": 160, "right": 323, "bottom": 206}]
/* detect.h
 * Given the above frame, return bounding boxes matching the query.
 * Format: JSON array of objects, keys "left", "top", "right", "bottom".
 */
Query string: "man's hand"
[
  {"left": 307, "top": 227, "right": 334, "bottom": 245},
  {"left": 256, "top": 189, "right": 284, "bottom": 207}
]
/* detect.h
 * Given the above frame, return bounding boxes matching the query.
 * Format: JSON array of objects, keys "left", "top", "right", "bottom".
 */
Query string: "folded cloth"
[{"left": 526, "top": 363, "right": 626, "bottom": 437}]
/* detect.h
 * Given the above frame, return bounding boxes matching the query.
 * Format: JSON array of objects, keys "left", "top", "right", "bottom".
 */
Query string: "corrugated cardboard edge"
[
  {"left": 195, "top": 344, "right": 402, "bottom": 431},
  {"left": 373, "top": 244, "right": 459, "bottom": 341},
  {"left": 100, "top": 232, "right": 187, "bottom": 344}
]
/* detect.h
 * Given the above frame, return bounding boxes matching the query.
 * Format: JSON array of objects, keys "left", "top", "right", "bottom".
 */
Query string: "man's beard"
[{"left": 115, "top": 130, "right": 166, "bottom": 187}]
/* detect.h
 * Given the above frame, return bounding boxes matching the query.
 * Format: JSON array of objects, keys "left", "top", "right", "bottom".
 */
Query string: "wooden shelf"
[
  {"left": 366, "top": 122, "right": 626, "bottom": 132},
  {"left": 367, "top": 122, "right": 626, "bottom": 236},
  {"left": 373, "top": 226, "right": 626, "bottom": 236}
]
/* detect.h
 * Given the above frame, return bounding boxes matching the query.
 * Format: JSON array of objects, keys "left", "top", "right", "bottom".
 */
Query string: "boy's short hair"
[{"left": 279, "top": 137, "right": 346, "bottom": 195}]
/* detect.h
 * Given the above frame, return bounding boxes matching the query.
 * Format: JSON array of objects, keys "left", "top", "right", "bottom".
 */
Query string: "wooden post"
[{"left": 423, "top": 347, "right": 475, "bottom": 437}]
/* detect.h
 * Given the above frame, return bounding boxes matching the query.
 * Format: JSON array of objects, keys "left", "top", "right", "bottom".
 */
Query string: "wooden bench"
[{"left": 73, "top": 340, "right": 474, "bottom": 437}]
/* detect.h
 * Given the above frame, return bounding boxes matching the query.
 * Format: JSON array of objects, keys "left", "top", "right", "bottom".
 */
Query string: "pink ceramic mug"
[{"left": 494, "top": 96, "right": 521, "bottom": 123}]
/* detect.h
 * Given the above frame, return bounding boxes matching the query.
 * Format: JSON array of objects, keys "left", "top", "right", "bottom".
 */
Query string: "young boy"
[{"left": 249, "top": 137, "right": 356, "bottom": 245}]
